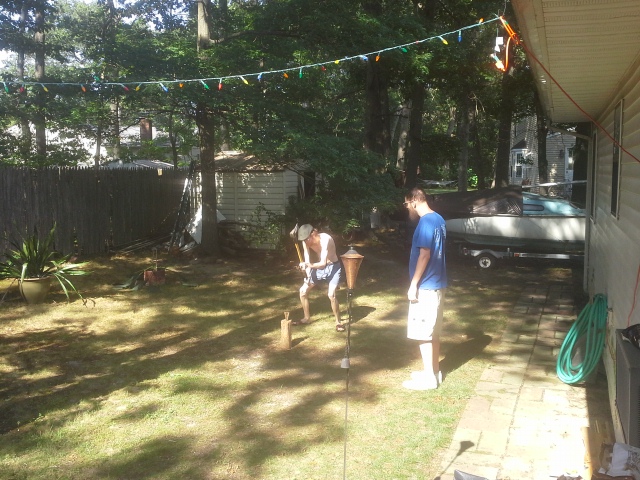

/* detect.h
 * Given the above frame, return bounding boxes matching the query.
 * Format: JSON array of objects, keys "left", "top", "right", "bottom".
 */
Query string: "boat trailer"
[{"left": 460, "top": 246, "right": 584, "bottom": 269}]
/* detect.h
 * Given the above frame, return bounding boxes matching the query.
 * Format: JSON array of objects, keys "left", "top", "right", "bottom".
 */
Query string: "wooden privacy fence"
[{"left": 0, "top": 167, "right": 189, "bottom": 256}]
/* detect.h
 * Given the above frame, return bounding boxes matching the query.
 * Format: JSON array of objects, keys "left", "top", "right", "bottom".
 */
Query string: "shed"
[{"left": 212, "top": 151, "right": 306, "bottom": 247}]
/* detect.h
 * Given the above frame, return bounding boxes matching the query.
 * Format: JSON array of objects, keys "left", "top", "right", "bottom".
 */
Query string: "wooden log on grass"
[{"left": 281, "top": 312, "right": 292, "bottom": 349}]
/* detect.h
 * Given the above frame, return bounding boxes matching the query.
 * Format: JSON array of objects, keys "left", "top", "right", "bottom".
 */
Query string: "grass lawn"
[{"left": 0, "top": 230, "right": 581, "bottom": 479}]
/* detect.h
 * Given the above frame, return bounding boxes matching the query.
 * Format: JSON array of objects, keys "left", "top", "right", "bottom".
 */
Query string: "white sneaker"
[
  {"left": 411, "top": 370, "right": 443, "bottom": 385},
  {"left": 402, "top": 374, "right": 438, "bottom": 391}
]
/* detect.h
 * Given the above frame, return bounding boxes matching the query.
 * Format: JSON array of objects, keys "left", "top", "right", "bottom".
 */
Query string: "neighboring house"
[
  {"left": 510, "top": 117, "right": 576, "bottom": 193},
  {"left": 513, "top": 0, "right": 640, "bottom": 446},
  {"left": 5, "top": 119, "right": 182, "bottom": 166}
]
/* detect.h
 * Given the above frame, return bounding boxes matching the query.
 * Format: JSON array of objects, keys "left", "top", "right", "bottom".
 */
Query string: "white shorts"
[{"left": 407, "top": 289, "right": 445, "bottom": 341}]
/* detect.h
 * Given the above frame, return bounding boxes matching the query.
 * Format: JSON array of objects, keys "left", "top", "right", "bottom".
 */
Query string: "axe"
[{"left": 289, "top": 223, "right": 304, "bottom": 263}]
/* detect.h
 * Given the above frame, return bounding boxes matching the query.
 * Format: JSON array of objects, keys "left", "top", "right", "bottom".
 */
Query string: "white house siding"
[
  {"left": 510, "top": 117, "right": 575, "bottom": 190},
  {"left": 510, "top": 117, "right": 538, "bottom": 185},
  {"left": 215, "top": 169, "right": 298, "bottom": 223},
  {"left": 545, "top": 133, "right": 575, "bottom": 184},
  {"left": 588, "top": 57, "right": 640, "bottom": 441}
]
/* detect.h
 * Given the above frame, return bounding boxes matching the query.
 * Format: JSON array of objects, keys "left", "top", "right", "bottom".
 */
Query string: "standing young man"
[
  {"left": 402, "top": 187, "right": 448, "bottom": 390},
  {"left": 294, "top": 224, "right": 345, "bottom": 332}
]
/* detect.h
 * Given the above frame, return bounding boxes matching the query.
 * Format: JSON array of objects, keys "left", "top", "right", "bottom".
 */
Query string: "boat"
[{"left": 428, "top": 186, "right": 586, "bottom": 254}]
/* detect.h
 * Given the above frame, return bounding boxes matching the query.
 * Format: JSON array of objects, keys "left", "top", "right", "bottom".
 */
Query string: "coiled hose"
[{"left": 556, "top": 293, "right": 608, "bottom": 384}]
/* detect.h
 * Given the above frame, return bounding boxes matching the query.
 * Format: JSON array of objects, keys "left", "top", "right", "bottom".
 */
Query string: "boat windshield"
[{"left": 522, "top": 193, "right": 585, "bottom": 216}]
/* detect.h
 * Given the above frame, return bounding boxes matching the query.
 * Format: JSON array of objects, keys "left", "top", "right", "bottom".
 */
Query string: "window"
[
  {"left": 566, "top": 147, "right": 574, "bottom": 171},
  {"left": 611, "top": 100, "right": 623, "bottom": 217},
  {"left": 511, "top": 150, "right": 530, "bottom": 181},
  {"left": 514, "top": 165, "right": 523, "bottom": 178}
]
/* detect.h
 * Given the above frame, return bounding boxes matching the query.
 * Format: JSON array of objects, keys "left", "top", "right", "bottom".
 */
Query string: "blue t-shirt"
[{"left": 409, "top": 212, "right": 447, "bottom": 290}]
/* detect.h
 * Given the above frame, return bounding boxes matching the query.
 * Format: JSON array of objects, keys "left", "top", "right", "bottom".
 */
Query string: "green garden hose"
[{"left": 556, "top": 293, "right": 608, "bottom": 384}]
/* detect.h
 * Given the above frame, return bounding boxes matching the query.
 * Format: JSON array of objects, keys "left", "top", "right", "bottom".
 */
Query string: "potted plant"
[{"left": 0, "top": 224, "right": 88, "bottom": 304}]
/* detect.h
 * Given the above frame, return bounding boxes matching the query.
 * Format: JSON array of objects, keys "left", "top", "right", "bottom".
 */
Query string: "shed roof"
[{"left": 102, "top": 159, "right": 175, "bottom": 169}]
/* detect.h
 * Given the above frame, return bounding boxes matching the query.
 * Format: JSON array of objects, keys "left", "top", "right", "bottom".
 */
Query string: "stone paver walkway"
[{"left": 437, "top": 281, "right": 612, "bottom": 480}]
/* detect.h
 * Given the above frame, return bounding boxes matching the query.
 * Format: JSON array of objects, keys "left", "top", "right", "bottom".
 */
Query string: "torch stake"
[
  {"left": 339, "top": 246, "right": 363, "bottom": 480},
  {"left": 341, "top": 289, "right": 354, "bottom": 480}
]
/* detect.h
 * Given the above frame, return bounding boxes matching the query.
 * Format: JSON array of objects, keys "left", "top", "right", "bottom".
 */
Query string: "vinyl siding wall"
[
  {"left": 215, "top": 169, "right": 300, "bottom": 248},
  {"left": 588, "top": 55, "right": 640, "bottom": 442},
  {"left": 215, "top": 169, "right": 299, "bottom": 223},
  {"left": 511, "top": 116, "right": 575, "bottom": 188},
  {"left": 546, "top": 133, "right": 575, "bottom": 184},
  {"left": 510, "top": 117, "right": 538, "bottom": 185}
]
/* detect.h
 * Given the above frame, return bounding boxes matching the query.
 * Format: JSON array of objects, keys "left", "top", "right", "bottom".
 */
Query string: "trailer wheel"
[{"left": 477, "top": 254, "right": 496, "bottom": 269}]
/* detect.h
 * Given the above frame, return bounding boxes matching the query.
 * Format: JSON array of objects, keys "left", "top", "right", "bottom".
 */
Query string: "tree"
[
  {"left": 1, "top": 0, "right": 542, "bottom": 238},
  {"left": 535, "top": 90, "right": 549, "bottom": 189}
]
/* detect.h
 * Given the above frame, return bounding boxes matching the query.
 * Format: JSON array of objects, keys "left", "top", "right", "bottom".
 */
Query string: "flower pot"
[
  {"left": 19, "top": 277, "right": 52, "bottom": 304},
  {"left": 144, "top": 268, "right": 166, "bottom": 286}
]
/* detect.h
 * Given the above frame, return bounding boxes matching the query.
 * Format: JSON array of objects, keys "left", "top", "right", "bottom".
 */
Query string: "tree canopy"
[{"left": 0, "top": 0, "right": 539, "bottom": 243}]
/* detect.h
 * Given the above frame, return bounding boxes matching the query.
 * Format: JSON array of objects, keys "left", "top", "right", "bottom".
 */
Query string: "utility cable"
[{"left": 556, "top": 294, "right": 608, "bottom": 384}]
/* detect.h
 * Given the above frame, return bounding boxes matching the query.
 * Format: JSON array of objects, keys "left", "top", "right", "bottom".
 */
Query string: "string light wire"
[{"left": 0, "top": 17, "right": 500, "bottom": 92}]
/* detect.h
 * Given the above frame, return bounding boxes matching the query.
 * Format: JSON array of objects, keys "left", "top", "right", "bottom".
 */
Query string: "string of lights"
[{"left": 1, "top": 16, "right": 501, "bottom": 94}]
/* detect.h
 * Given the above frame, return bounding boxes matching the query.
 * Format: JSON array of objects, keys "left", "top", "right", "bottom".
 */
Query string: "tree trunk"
[
  {"left": 196, "top": 0, "right": 220, "bottom": 256},
  {"left": 94, "top": 125, "right": 102, "bottom": 170},
  {"left": 395, "top": 102, "right": 410, "bottom": 171},
  {"left": 535, "top": 94, "right": 549, "bottom": 188},
  {"left": 404, "top": 83, "right": 424, "bottom": 189},
  {"left": 196, "top": 105, "right": 220, "bottom": 257},
  {"left": 168, "top": 113, "right": 179, "bottom": 167},
  {"left": 495, "top": 71, "right": 513, "bottom": 188},
  {"left": 18, "top": 4, "right": 31, "bottom": 158},
  {"left": 34, "top": 4, "right": 46, "bottom": 158},
  {"left": 471, "top": 109, "right": 488, "bottom": 190},
  {"left": 110, "top": 99, "right": 120, "bottom": 159},
  {"left": 572, "top": 122, "right": 590, "bottom": 207},
  {"left": 220, "top": 119, "right": 230, "bottom": 151},
  {"left": 457, "top": 95, "right": 471, "bottom": 191},
  {"left": 495, "top": 116, "right": 511, "bottom": 188},
  {"left": 363, "top": 61, "right": 391, "bottom": 157},
  {"left": 442, "top": 106, "right": 456, "bottom": 179},
  {"left": 197, "top": 0, "right": 212, "bottom": 51}
]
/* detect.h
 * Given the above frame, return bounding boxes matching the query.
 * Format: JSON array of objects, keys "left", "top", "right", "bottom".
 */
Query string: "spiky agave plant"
[{"left": 0, "top": 224, "right": 88, "bottom": 302}]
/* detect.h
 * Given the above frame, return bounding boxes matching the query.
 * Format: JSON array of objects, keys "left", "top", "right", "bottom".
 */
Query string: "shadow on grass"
[
  {"left": 0, "top": 242, "right": 600, "bottom": 479},
  {"left": 440, "top": 331, "right": 493, "bottom": 377}
]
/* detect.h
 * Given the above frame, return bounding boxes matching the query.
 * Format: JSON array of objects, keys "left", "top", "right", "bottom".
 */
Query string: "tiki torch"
[
  {"left": 339, "top": 245, "right": 364, "bottom": 369},
  {"left": 339, "top": 246, "right": 364, "bottom": 480}
]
